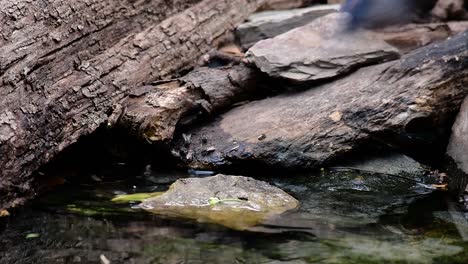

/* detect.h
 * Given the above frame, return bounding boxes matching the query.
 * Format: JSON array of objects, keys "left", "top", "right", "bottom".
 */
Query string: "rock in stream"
[{"left": 140, "top": 174, "right": 299, "bottom": 230}]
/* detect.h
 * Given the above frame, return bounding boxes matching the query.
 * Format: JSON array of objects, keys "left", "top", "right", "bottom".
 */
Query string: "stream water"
[{"left": 1, "top": 164, "right": 467, "bottom": 264}]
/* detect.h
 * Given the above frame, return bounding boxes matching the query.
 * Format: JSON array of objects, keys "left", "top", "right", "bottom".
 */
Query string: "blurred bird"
[{"left": 341, "top": 0, "right": 438, "bottom": 29}]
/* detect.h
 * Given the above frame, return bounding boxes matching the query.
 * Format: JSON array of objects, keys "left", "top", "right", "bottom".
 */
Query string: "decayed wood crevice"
[
  {"left": 173, "top": 31, "right": 468, "bottom": 171},
  {"left": 0, "top": 0, "right": 267, "bottom": 209},
  {"left": 120, "top": 65, "right": 267, "bottom": 143}
]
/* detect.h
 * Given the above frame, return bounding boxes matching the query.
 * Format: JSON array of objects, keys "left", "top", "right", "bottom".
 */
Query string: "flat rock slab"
[
  {"left": 237, "top": 4, "right": 340, "bottom": 49},
  {"left": 140, "top": 174, "right": 299, "bottom": 230},
  {"left": 175, "top": 31, "right": 468, "bottom": 171},
  {"left": 246, "top": 13, "right": 400, "bottom": 82}
]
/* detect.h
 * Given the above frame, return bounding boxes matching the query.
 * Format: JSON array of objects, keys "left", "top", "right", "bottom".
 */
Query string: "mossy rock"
[{"left": 140, "top": 174, "right": 299, "bottom": 230}]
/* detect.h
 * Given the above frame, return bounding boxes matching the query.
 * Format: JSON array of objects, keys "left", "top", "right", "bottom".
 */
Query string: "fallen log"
[
  {"left": 119, "top": 65, "right": 269, "bottom": 143},
  {"left": 174, "top": 31, "right": 468, "bottom": 171},
  {"left": 0, "top": 0, "right": 267, "bottom": 209}
]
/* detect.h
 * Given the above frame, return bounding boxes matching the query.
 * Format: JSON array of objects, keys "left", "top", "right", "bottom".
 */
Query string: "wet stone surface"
[{"left": 140, "top": 174, "right": 300, "bottom": 230}]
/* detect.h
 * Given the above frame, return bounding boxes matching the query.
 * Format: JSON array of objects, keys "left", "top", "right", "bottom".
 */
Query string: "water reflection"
[{"left": 1, "top": 167, "right": 467, "bottom": 264}]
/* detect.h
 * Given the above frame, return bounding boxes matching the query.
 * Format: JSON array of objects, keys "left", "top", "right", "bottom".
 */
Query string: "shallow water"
[{"left": 1, "top": 165, "right": 467, "bottom": 264}]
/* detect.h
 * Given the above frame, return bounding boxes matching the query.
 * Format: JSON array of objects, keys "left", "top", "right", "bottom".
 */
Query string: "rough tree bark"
[{"left": 0, "top": 0, "right": 267, "bottom": 209}]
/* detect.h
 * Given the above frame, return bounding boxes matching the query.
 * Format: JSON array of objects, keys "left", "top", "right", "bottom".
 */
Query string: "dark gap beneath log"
[{"left": 31, "top": 126, "right": 178, "bottom": 196}]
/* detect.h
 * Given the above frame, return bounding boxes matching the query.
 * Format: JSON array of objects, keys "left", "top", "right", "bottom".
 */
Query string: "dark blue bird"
[{"left": 341, "top": 0, "right": 438, "bottom": 29}]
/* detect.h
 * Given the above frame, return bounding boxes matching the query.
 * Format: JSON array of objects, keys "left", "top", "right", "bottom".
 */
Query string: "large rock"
[
  {"left": 246, "top": 13, "right": 400, "bottom": 82},
  {"left": 237, "top": 4, "right": 340, "bottom": 49},
  {"left": 175, "top": 31, "right": 468, "bottom": 171},
  {"left": 140, "top": 174, "right": 299, "bottom": 230},
  {"left": 447, "top": 96, "right": 468, "bottom": 201},
  {"left": 447, "top": 97, "right": 468, "bottom": 176}
]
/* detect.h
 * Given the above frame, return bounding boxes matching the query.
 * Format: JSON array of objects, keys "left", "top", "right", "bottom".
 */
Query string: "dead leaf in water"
[
  {"left": 431, "top": 184, "right": 448, "bottom": 190},
  {"left": 0, "top": 209, "right": 10, "bottom": 217},
  {"left": 25, "top": 233, "right": 40, "bottom": 239}
]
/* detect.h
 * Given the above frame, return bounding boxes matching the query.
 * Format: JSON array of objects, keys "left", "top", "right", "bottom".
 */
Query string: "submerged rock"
[
  {"left": 237, "top": 5, "right": 340, "bottom": 49},
  {"left": 262, "top": 170, "right": 437, "bottom": 229},
  {"left": 246, "top": 13, "right": 400, "bottom": 82},
  {"left": 336, "top": 152, "right": 428, "bottom": 177},
  {"left": 140, "top": 174, "right": 299, "bottom": 230}
]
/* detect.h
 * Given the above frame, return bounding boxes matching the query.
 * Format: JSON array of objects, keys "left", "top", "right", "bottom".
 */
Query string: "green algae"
[
  {"left": 66, "top": 204, "right": 136, "bottom": 217},
  {"left": 111, "top": 192, "right": 162, "bottom": 203}
]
